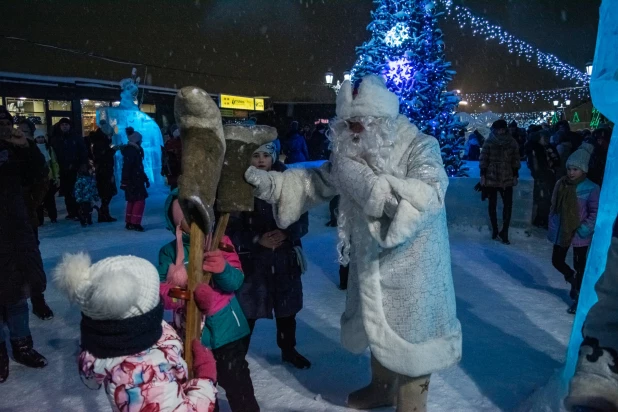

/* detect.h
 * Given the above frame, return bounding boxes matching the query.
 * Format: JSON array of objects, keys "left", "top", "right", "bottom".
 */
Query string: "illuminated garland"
[
  {"left": 462, "top": 86, "right": 589, "bottom": 106},
  {"left": 438, "top": 1, "right": 589, "bottom": 86},
  {"left": 468, "top": 111, "right": 557, "bottom": 126}
]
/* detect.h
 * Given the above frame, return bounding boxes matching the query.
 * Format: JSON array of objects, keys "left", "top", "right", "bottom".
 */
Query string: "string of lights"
[
  {"left": 461, "top": 86, "right": 589, "bottom": 106},
  {"left": 438, "top": 1, "right": 589, "bottom": 86},
  {"left": 468, "top": 111, "right": 561, "bottom": 127}
]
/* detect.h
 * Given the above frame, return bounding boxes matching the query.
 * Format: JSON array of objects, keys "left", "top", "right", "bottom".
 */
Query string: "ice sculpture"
[
  {"left": 563, "top": 0, "right": 618, "bottom": 386},
  {"left": 96, "top": 74, "right": 163, "bottom": 186}
]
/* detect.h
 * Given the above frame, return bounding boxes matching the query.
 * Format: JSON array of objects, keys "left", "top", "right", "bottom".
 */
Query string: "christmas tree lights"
[{"left": 353, "top": 0, "right": 467, "bottom": 177}]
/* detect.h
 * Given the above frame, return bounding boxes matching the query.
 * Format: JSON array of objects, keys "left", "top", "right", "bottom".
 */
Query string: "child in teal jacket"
[{"left": 158, "top": 189, "right": 259, "bottom": 412}]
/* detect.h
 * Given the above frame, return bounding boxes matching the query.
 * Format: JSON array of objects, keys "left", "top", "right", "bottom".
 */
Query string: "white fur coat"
[{"left": 257, "top": 116, "right": 462, "bottom": 378}]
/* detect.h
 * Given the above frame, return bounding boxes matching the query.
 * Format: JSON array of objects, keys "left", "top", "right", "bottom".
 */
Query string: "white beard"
[{"left": 328, "top": 116, "right": 398, "bottom": 265}]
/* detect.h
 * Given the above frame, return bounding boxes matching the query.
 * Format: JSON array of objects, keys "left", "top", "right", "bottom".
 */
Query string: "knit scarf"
[
  {"left": 555, "top": 175, "right": 586, "bottom": 247},
  {"left": 80, "top": 302, "right": 163, "bottom": 359}
]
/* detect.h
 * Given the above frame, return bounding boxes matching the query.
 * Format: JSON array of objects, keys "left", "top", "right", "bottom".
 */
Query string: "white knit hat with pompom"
[{"left": 54, "top": 253, "right": 161, "bottom": 320}]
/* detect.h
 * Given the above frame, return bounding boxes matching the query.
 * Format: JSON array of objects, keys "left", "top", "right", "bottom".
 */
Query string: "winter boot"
[
  {"left": 282, "top": 348, "right": 311, "bottom": 369},
  {"left": 31, "top": 294, "right": 54, "bottom": 320},
  {"left": 347, "top": 355, "right": 398, "bottom": 409},
  {"left": 11, "top": 336, "right": 47, "bottom": 368},
  {"left": 564, "top": 337, "right": 618, "bottom": 412},
  {"left": 0, "top": 342, "right": 8, "bottom": 383},
  {"left": 568, "top": 301, "right": 579, "bottom": 315},
  {"left": 565, "top": 274, "right": 580, "bottom": 301},
  {"left": 125, "top": 223, "right": 134, "bottom": 231},
  {"left": 396, "top": 374, "right": 430, "bottom": 412},
  {"left": 132, "top": 224, "right": 145, "bottom": 232},
  {"left": 498, "top": 230, "right": 511, "bottom": 245}
]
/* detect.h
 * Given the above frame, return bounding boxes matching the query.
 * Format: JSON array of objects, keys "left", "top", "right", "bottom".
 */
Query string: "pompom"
[
  {"left": 54, "top": 252, "right": 92, "bottom": 303},
  {"left": 166, "top": 263, "right": 188, "bottom": 287}
]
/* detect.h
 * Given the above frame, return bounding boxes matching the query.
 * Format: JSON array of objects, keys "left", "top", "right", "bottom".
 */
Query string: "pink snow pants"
[{"left": 125, "top": 200, "right": 145, "bottom": 225}]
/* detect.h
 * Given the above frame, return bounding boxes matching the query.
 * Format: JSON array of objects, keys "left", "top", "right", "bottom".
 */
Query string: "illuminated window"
[
  {"left": 140, "top": 104, "right": 156, "bottom": 114},
  {"left": 6, "top": 97, "right": 46, "bottom": 125},
  {"left": 48, "top": 100, "right": 72, "bottom": 111},
  {"left": 81, "top": 100, "right": 110, "bottom": 135}
]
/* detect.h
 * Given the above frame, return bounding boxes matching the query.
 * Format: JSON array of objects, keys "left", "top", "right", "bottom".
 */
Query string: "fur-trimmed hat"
[
  {"left": 54, "top": 253, "right": 161, "bottom": 320},
  {"left": 566, "top": 143, "right": 595, "bottom": 173},
  {"left": 336, "top": 75, "right": 400, "bottom": 120}
]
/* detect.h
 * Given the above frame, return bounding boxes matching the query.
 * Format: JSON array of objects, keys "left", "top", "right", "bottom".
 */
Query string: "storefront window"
[
  {"left": 5, "top": 97, "right": 46, "bottom": 130},
  {"left": 81, "top": 100, "right": 110, "bottom": 135},
  {"left": 140, "top": 103, "right": 156, "bottom": 114},
  {"left": 48, "top": 100, "right": 72, "bottom": 111}
]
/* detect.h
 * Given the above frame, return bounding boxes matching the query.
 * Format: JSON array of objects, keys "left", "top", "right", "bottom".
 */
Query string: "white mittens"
[
  {"left": 244, "top": 166, "right": 281, "bottom": 204},
  {"left": 330, "top": 155, "right": 379, "bottom": 207}
]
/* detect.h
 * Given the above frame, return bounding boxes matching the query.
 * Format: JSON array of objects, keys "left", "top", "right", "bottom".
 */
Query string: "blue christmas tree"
[{"left": 353, "top": 0, "right": 467, "bottom": 176}]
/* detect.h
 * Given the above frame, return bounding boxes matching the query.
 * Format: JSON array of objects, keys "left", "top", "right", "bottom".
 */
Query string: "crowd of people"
[
  {"left": 1, "top": 91, "right": 614, "bottom": 409},
  {"left": 474, "top": 118, "right": 611, "bottom": 314}
]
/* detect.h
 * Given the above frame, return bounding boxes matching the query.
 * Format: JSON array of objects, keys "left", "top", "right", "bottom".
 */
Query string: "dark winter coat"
[
  {"left": 91, "top": 129, "right": 118, "bottom": 200},
  {"left": 479, "top": 133, "right": 521, "bottom": 188},
  {"left": 162, "top": 138, "right": 182, "bottom": 178},
  {"left": 121, "top": 143, "right": 149, "bottom": 202},
  {"left": 282, "top": 132, "right": 310, "bottom": 164},
  {"left": 0, "top": 140, "right": 47, "bottom": 306},
  {"left": 51, "top": 131, "right": 87, "bottom": 173},
  {"left": 588, "top": 146, "right": 608, "bottom": 187},
  {"left": 16, "top": 140, "right": 49, "bottom": 229},
  {"left": 227, "top": 162, "right": 309, "bottom": 319},
  {"left": 308, "top": 130, "right": 330, "bottom": 161}
]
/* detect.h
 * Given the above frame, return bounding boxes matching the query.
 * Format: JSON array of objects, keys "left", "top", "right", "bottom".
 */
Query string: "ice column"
[{"left": 563, "top": 0, "right": 618, "bottom": 384}]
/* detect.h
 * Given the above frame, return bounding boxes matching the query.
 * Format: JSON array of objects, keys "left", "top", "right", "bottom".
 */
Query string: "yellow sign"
[
  {"left": 220, "top": 94, "right": 254, "bottom": 111},
  {"left": 254, "top": 98, "right": 265, "bottom": 111}
]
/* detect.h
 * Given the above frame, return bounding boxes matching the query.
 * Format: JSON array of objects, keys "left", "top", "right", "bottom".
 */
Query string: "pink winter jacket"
[{"left": 79, "top": 321, "right": 216, "bottom": 412}]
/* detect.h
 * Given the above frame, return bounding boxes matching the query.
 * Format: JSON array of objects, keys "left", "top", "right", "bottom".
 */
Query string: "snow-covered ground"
[{"left": 0, "top": 190, "right": 575, "bottom": 411}]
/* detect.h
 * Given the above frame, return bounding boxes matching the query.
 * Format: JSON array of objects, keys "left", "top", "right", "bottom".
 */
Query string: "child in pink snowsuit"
[
  {"left": 158, "top": 190, "right": 259, "bottom": 412},
  {"left": 54, "top": 253, "right": 217, "bottom": 412}
]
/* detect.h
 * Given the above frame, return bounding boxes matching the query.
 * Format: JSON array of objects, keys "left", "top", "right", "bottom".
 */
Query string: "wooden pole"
[
  {"left": 184, "top": 213, "right": 230, "bottom": 378},
  {"left": 185, "top": 221, "right": 205, "bottom": 379}
]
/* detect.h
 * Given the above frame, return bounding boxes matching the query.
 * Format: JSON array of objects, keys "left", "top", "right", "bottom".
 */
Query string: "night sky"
[{"left": 0, "top": 0, "right": 601, "bottom": 112}]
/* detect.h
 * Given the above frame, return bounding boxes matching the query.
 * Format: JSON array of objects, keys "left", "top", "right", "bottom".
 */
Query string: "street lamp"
[
  {"left": 566, "top": 99, "right": 571, "bottom": 106},
  {"left": 325, "top": 72, "right": 334, "bottom": 85},
  {"left": 586, "top": 62, "right": 593, "bottom": 76},
  {"left": 325, "top": 70, "right": 351, "bottom": 94},
  {"left": 553, "top": 100, "right": 559, "bottom": 107}
]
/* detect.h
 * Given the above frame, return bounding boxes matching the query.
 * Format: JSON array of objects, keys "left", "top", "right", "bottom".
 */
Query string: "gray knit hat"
[
  {"left": 253, "top": 142, "right": 278, "bottom": 162},
  {"left": 566, "top": 143, "right": 595, "bottom": 173}
]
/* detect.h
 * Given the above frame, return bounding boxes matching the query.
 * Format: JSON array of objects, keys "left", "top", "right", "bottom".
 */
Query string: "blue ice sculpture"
[
  {"left": 562, "top": 0, "right": 618, "bottom": 387},
  {"left": 96, "top": 76, "right": 163, "bottom": 187}
]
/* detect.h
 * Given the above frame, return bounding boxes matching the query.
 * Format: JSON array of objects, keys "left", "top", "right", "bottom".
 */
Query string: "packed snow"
[{"left": 0, "top": 190, "right": 575, "bottom": 411}]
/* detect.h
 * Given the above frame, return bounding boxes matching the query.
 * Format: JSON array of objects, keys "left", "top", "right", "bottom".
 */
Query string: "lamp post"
[
  {"left": 554, "top": 100, "right": 571, "bottom": 121},
  {"left": 325, "top": 70, "right": 351, "bottom": 94},
  {"left": 586, "top": 62, "right": 593, "bottom": 77}
]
